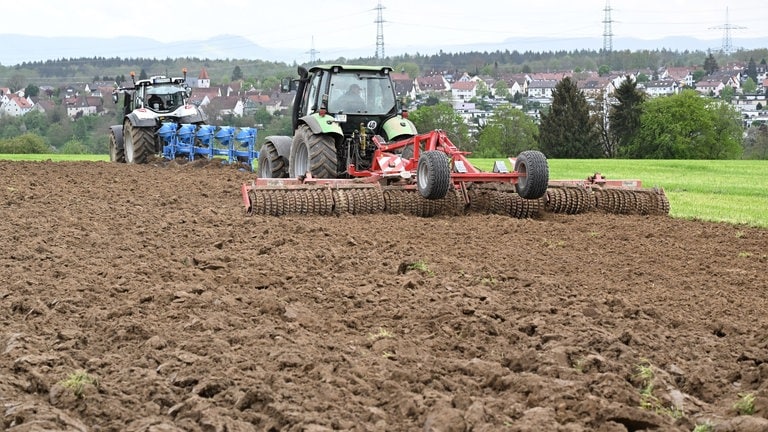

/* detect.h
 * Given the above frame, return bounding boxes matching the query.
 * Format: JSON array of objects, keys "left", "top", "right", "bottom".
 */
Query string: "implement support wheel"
[
  {"left": 514, "top": 150, "right": 549, "bottom": 199},
  {"left": 417, "top": 150, "right": 451, "bottom": 200}
]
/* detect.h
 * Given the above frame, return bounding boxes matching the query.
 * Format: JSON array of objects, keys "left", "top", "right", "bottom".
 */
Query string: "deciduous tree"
[
  {"left": 626, "top": 90, "right": 742, "bottom": 159},
  {"left": 410, "top": 102, "right": 472, "bottom": 150},
  {"left": 475, "top": 104, "right": 538, "bottom": 157}
]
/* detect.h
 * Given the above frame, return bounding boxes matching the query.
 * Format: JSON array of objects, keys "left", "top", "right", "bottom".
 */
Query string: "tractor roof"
[{"left": 309, "top": 64, "right": 393, "bottom": 74}]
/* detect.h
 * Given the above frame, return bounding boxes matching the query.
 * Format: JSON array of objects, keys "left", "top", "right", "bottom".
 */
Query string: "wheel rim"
[
  {"left": 124, "top": 125, "right": 135, "bottom": 163},
  {"left": 417, "top": 161, "right": 429, "bottom": 190},
  {"left": 294, "top": 143, "right": 309, "bottom": 176},
  {"left": 517, "top": 161, "right": 528, "bottom": 190}
]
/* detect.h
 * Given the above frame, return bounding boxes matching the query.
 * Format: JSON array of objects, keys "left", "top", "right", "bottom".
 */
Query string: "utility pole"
[
  {"left": 602, "top": 0, "right": 614, "bottom": 53},
  {"left": 374, "top": 1, "right": 386, "bottom": 59},
  {"left": 710, "top": 7, "right": 746, "bottom": 55},
  {"left": 306, "top": 36, "right": 319, "bottom": 64}
]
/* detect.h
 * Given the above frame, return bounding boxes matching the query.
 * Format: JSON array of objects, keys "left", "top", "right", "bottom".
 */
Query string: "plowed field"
[{"left": 2, "top": 160, "right": 767, "bottom": 432}]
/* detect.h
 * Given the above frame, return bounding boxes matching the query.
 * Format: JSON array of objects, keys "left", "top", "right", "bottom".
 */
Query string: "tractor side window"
[
  {"left": 380, "top": 81, "right": 395, "bottom": 113},
  {"left": 304, "top": 74, "right": 321, "bottom": 116}
]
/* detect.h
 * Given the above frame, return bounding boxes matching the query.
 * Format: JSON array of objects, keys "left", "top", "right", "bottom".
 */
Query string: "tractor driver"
[
  {"left": 148, "top": 94, "right": 163, "bottom": 110},
  {"left": 337, "top": 83, "right": 366, "bottom": 112}
]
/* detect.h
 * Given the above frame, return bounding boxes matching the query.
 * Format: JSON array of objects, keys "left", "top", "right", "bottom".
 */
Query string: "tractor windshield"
[
  {"left": 145, "top": 85, "right": 185, "bottom": 111},
  {"left": 328, "top": 73, "right": 395, "bottom": 115}
]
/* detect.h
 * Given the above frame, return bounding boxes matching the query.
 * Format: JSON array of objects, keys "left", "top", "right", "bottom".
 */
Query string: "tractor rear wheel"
[
  {"left": 109, "top": 127, "right": 125, "bottom": 163},
  {"left": 417, "top": 150, "right": 451, "bottom": 199},
  {"left": 514, "top": 150, "right": 549, "bottom": 199},
  {"left": 289, "top": 125, "right": 337, "bottom": 178},
  {"left": 258, "top": 136, "right": 291, "bottom": 178},
  {"left": 124, "top": 122, "right": 156, "bottom": 164}
]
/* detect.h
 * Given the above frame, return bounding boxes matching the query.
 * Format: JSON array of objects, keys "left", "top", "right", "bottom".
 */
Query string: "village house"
[
  {"left": 414, "top": 74, "right": 450, "bottom": 96},
  {"left": 527, "top": 80, "right": 558, "bottom": 98},
  {"left": 451, "top": 80, "right": 477, "bottom": 101},
  {"left": 642, "top": 79, "right": 680, "bottom": 98},
  {"left": 1, "top": 93, "right": 34, "bottom": 117}
]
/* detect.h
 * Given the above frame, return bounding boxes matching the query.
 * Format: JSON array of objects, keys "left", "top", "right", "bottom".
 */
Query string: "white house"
[
  {"left": 527, "top": 80, "right": 558, "bottom": 98},
  {"left": 451, "top": 81, "right": 477, "bottom": 101},
  {"left": 1, "top": 94, "right": 34, "bottom": 117},
  {"left": 643, "top": 79, "right": 679, "bottom": 97}
]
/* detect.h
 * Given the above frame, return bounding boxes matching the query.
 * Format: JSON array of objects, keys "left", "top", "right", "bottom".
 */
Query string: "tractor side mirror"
[
  {"left": 112, "top": 92, "right": 119, "bottom": 104},
  {"left": 280, "top": 78, "right": 293, "bottom": 93}
]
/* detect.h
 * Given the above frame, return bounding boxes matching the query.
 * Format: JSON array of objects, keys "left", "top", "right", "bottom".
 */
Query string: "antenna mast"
[{"left": 375, "top": 1, "right": 386, "bottom": 59}]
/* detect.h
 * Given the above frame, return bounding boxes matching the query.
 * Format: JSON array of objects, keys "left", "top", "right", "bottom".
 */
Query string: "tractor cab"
[{"left": 294, "top": 65, "right": 399, "bottom": 137}]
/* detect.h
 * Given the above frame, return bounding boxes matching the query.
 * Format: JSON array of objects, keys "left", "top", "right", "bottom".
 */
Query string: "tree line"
[
  {"left": 409, "top": 77, "right": 763, "bottom": 160},
  {"left": 2, "top": 49, "right": 767, "bottom": 158}
]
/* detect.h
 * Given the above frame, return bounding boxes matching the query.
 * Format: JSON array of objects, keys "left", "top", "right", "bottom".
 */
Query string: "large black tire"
[
  {"left": 514, "top": 150, "right": 549, "bottom": 199},
  {"left": 123, "top": 121, "right": 156, "bottom": 164},
  {"left": 416, "top": 150, "right": 451, "bottom": 200},
  {"left": 289, "top": 124, "right": 337, "bottom": 178},
  {"left": 109, "top": 127, "right": 125, "bottom": 163},
  {"left": 257, "top": 136, "right": 291, "bottom": 178}
]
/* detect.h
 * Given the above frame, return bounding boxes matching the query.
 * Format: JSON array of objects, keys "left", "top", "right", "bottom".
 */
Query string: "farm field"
[
  {"left": 1, "top": 159, "right": 767, "bottom": 431},
  {"left": 4, "top": 155, "right": 767, "bottom": 227}
]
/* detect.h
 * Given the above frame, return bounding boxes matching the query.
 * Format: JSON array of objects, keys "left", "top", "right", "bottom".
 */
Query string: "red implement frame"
[
  {"left": 241, "top": 130, "right": 531, "bottom": 210},
  {"left": 547, "top": 172, "right": 643, "bottom": 189}
]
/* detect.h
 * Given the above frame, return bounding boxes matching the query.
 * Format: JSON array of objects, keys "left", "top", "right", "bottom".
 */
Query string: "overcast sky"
[{"left": 3, "top": 1, "right": 766, "bottom": 57}]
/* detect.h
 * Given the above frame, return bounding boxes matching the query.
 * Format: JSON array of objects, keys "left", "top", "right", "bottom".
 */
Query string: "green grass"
[
  {"left": 3, "top": 155, "right": 768, "bottom": 228},
  {"left": 0, "top": 154, "right": 108, "bottom": 162}
]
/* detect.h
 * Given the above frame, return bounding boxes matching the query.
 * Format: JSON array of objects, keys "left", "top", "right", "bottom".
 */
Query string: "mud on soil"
[{"left": 1, "top": 160, "right": 767, "bottom": 432}]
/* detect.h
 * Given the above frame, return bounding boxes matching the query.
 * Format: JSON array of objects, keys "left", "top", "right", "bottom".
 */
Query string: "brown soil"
[{"left": 2, "top": 160, "right": 767, "bottom": 432}]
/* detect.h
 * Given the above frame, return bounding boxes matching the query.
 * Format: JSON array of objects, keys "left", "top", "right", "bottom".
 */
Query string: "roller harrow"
[
  {"left": 158, "top": 123, "right": 258, "bottom": 169},
  {"left": 242, "top": 171, "right": 669, "bottom": 218},
  {"left": 546, "top": 173, "right": 670, "bottom": 216}
]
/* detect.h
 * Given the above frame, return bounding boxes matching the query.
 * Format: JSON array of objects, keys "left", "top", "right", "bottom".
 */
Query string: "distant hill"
[
  {"left": 0, "top": 34, "right": 297, "bottom": 66},
  {"left": 2, "top": 33, "right": 766, "bottom": 67}
]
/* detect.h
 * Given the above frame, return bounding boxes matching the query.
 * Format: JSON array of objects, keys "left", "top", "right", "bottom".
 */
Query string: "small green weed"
[
  {"left": 634, "top": 360, "right": 683, "bottom": 419},
  {"left": 692, "top": 422, "right": 714, "bottom": 432},
  {"left": 734, "top": 392, "right": 755, "bottom": 415},
  {"left": 542, "top": 238, "right": 566, "bottom": 248},
  {"left": 407, "top": 260, "right": 433, "bottom": 276},
  {"left": 59, "top": 370, "right": 98, "bottom": 398},
  {"left": 368, "top": 327, "right": 394, "bottom": 341},
  {"left": 572, "top": 357, "right": 586, "bottom": 373},
  {"left": 738, "top": 251, "right": 752, "bottom": 258}
]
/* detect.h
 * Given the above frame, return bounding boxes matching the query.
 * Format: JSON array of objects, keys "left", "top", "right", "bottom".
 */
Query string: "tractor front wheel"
[
  {"left": 514, "top": 150, "right": 549, "bottom": 199},
  {"left": 417, "top": 150, "right": 451, "bottom": 200},
  {"left": 258, "top": 136, "right": 291, "bottom": 178},
  {"left": 109, "top": 127, "right": 125, "bottom": 163},
  {"left": 289, "top": 125, "right": 337, "bottom": 178},
  {"left": 124, "top": 122, "right": 156, "bottom": 164}
]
